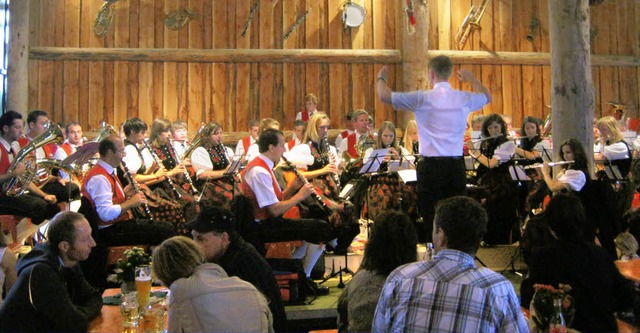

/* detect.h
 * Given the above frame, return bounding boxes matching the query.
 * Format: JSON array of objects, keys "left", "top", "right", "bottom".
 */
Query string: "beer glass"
[{"left": 135, "top": 265, "right": 152, "bottom": 309}]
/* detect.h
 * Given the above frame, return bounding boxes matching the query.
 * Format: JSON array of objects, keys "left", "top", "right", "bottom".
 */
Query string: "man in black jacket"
[{"left": 0, "top": 211, "right": 103, "bottom": 332}]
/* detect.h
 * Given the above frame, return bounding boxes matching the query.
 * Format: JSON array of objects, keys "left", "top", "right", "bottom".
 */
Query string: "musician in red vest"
[
  {"left": 333, "top": 110, "right": 355, "bottom": 150},
  {"left": 235, "top": 119, "right": 260, "bottom": 161},
  {"left": 296, "top": 93, "right": 319, "bottom": 122},
  {"left": 338, "top": 109, "right": 374, "bottom": 159},
  {"left": 19, "top": 110, "right": 79, "bottom": 202},
  {"left": 240, "top": 129, "right": 333, "bottom": 295},
  {"left": 54, "top": 122, "right": 84, "bottom": 180},
  {"left": 0, "top": 111, "right": 59, "bottom": 227},
  {"left": 286, "top": 120, "right": 306, "bottom": 151},
  {"left": 79, "top": 135, "right": 176, "bottom": 288}
]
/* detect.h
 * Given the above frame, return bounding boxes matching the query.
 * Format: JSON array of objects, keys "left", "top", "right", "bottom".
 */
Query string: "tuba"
[
  {"left": 3, "top": 123, "right": 64, "bottom": 196},
  {"left": 92, "top": 122, "right": 117, "bottom": 142},
  {"left": 181, "top": 124, "right": 205, "bottom": 160}
]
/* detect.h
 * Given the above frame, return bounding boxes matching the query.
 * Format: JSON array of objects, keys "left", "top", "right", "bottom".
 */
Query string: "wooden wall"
[{"left": 24, "top": 0, "right": 640, "bottom": 134}]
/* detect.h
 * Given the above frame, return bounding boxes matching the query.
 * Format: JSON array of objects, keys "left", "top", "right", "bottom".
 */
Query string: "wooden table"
[
  {"left": 616, "top": 259, "right": 640, "bottom": 283},
  {"left": 89, "top": 287, "right": 168, "bottom": 333}
]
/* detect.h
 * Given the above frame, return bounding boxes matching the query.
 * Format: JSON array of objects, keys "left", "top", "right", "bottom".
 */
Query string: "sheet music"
[
  {"left": 359, "top": 148, "right": 388, "bottom": 174},
  {"left": 398, "top": 169, "right": 417, "bottom": 183},
  {"left": 464, "top": 156, "right": 477, "bottom": 171},
  {"left": 339, "top": 182, "right": 354, "bottom": 199},
  {"left": 388, "top": 159, "right": 411, "bottom": 172},
  {"left": 224, "top": 156, "right": 243, "bottom": 175}
]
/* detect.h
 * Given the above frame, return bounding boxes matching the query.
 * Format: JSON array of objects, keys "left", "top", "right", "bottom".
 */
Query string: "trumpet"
[
  {"left": 142, "top": 140, "right": 181, "bottom": 199},
  {"left": 523, "top": 160, "right": 575, "bottom": 170},
  {"left": 121, "top": 162, "right": 154, "bottom": 222}
]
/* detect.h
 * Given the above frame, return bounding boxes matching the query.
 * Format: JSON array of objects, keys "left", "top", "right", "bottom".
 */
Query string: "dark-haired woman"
[
  {"left": 190, "top": 122, "right": 240, "bottom": 212},
  {"left": 465, "top": 114, "right": 517, "bottom": 245},
  {"left": 337, "top": 210, "right": 417, "bottom": 332},
  {"left": 515, "top": 116, "right": 551, "bottom": 216}
]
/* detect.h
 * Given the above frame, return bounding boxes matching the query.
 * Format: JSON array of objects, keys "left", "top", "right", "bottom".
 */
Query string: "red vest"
[
  {"left": 240, "top": 157, "right": 283, "bottom": 221},
  {"left": 301, "top": 110, "right": 310, "bottom": 121},
  {"left": 59, "top": 142, "right": 75, "bottom": 156},
  {"left": 286, "top": 139, "right": 297, "bottom": 151},
  {"left": 345, "top": 133, "right": 359, "bottom": 159},
  {"left": 340, "top": 130, "right": 350, "bottom": 139},
  {"left": 241, "top": 136, "right": 252, "bottom": 157},
  {"left": 0, "top": 143, "right": 16, "bottom": 174},
  {"left": 18, "top": 136, "right": 57, "bottom": 159},
  {"left": 81, "top": 164, "right": 131, "bottom": 226}
]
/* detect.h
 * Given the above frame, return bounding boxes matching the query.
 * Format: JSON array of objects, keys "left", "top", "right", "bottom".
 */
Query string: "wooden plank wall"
[{"left": 26, "top": 0, "right": 640, "bottom": 134}]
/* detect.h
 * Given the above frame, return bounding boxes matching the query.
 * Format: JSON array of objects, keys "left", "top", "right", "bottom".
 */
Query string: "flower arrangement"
[
  {"left": 530, "top": 283, "right": 574, "bottom": 331},
  {"left": 107, "top": 247, "right": 151, "bottom": 284}
]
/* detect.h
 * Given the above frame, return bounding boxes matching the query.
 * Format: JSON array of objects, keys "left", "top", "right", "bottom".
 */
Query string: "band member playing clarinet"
[
  {"left": 287, "top": 113, "right": 360, "bottom": 254},
  {"left": 377, "top": 55, "right": 491, "bottom": 242},
  {"left": 190, "top": 121, "right": 240, "bottom": 211},
  {"left": 240, "top": 129, "right": 334, "bottom": 294},
  {"left": 79, "top": 135, "right": 176, "bottom": 288}
]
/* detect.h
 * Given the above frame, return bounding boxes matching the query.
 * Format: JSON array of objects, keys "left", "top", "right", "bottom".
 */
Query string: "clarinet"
[
  {"left": 322, "top": 137, "right": 341, "bottom": 189},
  {"left": 281, "top": 156, "right": 332, "bottom": 218},
  {"left": 143, "top": 141, "right": 182, "bottom": 199},
  {"left": 168, "top": 138, "right": 199, "bottom": 195},
  {"left": 120, "top": 162, "right": 154, "bottom": 222}
]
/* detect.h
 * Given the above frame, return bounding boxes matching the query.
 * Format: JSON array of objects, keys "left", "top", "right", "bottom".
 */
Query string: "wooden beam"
[
  {"left": 8, "top": 0, "right": 30, "bottom": 115},
  {"left": 29, "top": 47, "right": 401, "bottom": 64},
  {"left": 30, "top": 47, "right": 640, "bottom": 67}
]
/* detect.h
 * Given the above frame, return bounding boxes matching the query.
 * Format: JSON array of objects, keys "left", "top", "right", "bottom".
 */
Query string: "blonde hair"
[
  {"left": 403, "top": 120, "right": 418, "bottom": 154},
  {"left": 259, "top": 118, "right": 280, "bottom": 134},
  {"left": 615, "top": 232, "right": 639, "bottom": 259},
  {"left": 304, "top": 93, "right": 318, "bottom": 104},
  {"left": 303, "top": 112, "right": 330, "bottom": 143},
  {"left": 376, "top": 121, "right": 400, "bottom": 151},
  {"left": 597, "top": 116, "right": 624, "bottom": 143},
  {"left": 152, "top": 236, "right": 205, "bottom": 286}
]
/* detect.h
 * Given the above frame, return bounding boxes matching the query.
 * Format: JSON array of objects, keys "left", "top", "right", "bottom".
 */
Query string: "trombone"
[{"left": 454, "top": 0, "right": 490, "bottom": 49}]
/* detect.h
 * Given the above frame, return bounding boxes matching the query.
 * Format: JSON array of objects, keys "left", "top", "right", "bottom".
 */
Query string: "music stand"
[
  {"left": 602, "top": 158, "right": 627, "bottom": 184},
  {"left": 503, "top": 161, "right": 531, "bottom": 275}
]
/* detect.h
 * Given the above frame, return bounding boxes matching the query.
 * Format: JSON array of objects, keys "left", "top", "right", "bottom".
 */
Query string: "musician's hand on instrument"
[
  {"left": 170, "top": 164, "right": 186, "bottom": 176},
  {"left": 12, "top": 162, "right": 26, "bottom": 176},
  {"left": 57, "top": 177, "right": 70, "bottom": 185},
  {"left": 130, "top": 192, "right": 147, "bottom": 207},
  {"left": 323, "top": 163, "right": 338, "bottom": 175},
  {"left": 540, "top": 162, "right": 550, "bottom": 175},
  {"left": 123, "top": 184, "right": 137, "bottom": 197},
  {"left": 298, "top": 183, "right": 315, "bottom": 199},
  {"left": 43, "top": 194, "right": 57, "bottom": 204}
]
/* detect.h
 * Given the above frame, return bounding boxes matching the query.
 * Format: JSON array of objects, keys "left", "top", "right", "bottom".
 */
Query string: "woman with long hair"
[
  {"left": 596, "top": 115, "right": 632, "bottom": 178},
  {"left": 190, "top": 121, "right": 239, "bottom": 211},
  {"left": 337, "top": 211, "right": 417, "bottom": 332},
  {"left": 362, "top": 121, "right": 417, "bottom": 223},
  {"left": 286, "top": 112, "right": 360, "bottom": 253},
  {"left": 465, "top": 114, "right": 518, "bottom": 245},
  {"left": 402, "top": 120, "right": 419, "bottom": 156}
]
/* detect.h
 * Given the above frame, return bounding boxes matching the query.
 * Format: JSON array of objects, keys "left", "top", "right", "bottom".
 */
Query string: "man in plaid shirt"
[{"left": 372, "top": 196, "right": 529, "bottom": 332}]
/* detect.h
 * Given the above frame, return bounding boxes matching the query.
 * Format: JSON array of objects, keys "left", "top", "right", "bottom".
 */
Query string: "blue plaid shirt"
[{"left": 372, "top": 249, "right": 529, "bottom": 333}]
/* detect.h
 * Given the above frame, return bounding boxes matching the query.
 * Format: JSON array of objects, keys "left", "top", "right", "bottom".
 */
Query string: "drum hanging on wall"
[{"left": 342, "top": 1, "right": 366, "bottom": 29}]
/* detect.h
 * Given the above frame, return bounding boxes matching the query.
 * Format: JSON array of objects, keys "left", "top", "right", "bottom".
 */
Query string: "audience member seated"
[
  {"left": 0, "top": 211, "right": 102, "bottom": 332},
  {"left": 79, "top": 135, "right": 176, "bottom": 288},
  {"left": 337, "top": 210, "right": 417, "bottom": 332},
  {"left": 521, "top": 193, "right": 634, "bottom": 333},
  {"left": 615, "top": 231, "right": 640, "bottom": 261},
  {"left": 152, "top": 236, "right": 273, "bottom": 332},
  {"left": 0, "top": 236, "right": 17, "bottom": 306},
  {"left": 189, "top": 206, "right": 287, "bottom": 332},
  {"left": 0, "top": 111, "right": 60, "bottom": 228},
  {"left": 372, "top": 196, "right": 528, "bottom": 332}
]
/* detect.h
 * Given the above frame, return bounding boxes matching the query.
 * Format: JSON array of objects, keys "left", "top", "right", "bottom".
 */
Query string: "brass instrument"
[
  {"left": 121, "top": 162, "right": 154, "bottom": 222},
  {"left": 241, "top": 0, "right": 260, "bottom": 37},
  {"left": 3, "top": 123, "right": 64, "bottom": 197},
  {"left": 37, "top": 158, "right": 83, "bottom": 184},
  {"left": 283, "top": 7, "right": 312, "bottom": 40},
  {"left": 608, "top": 101, "right": 634, "bottom": 121},
  {"left": 523, "top": 160, "right": 575, "bottom": 170},
  {"left": 181, "top": 124, "right": 206, "bottom": 160},
  {"left": 93, "top": 0, "right": 119, "bottom": 37},
  {"left": 142, "top": 141, "right": 182, "bottom": 199},
  {"left": 454, "top": 0, "right": 490, "bottom": 49},
  {"left": 341, "top": 134, "right": 375, "bottom": 164},
  {"left": 169, "top": 138, "right": 198, "bottom": 195},
  {"left": 92, "top": 122, "right": 117, "bottom": 142}
]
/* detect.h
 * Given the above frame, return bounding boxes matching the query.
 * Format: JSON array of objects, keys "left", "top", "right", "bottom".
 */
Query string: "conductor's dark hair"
[
  {"left": 258, "top": 128, "right": 284, "bottom": 153},
  {"left": 428, "top": 55, "right": 453, "bottom": 80},
  {"left": 123, "top": 118, "right": 148, "bottom": 137},
  {"left": 360, "top": 211, "right": 417, "bottom": 276}
]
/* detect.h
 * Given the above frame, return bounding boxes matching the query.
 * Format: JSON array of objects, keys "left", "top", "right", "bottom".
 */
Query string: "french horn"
[{"left": 3, "top": 123, "right": 64, "bottom": 197}]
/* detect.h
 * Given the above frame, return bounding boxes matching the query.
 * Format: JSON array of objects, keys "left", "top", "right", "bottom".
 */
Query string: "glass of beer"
[{"left": 135, "top": 265, "right": 152, "bottom": 309}]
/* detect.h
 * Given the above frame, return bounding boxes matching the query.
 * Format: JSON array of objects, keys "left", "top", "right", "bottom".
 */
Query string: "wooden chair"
[{"left": 0, "top": 215, "right": 35, "bottom": 250}]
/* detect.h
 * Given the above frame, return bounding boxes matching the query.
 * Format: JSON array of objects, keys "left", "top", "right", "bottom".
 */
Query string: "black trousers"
[
  {"left": 0, "top": 192, "right": 60, "bottom": 225},
  {"left": 416, "top": 156, "right": 467, "bottom": 242},
  {"left": 41, "top": 181, "right": 81, "bottom": 203},
  {"left": 243, "top": 216, "right": 333, "bottom": 256}
]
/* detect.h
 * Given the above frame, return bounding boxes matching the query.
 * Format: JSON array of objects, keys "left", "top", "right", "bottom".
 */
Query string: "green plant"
[{"left": 107, "top": 247, "right": 151, "bottom": 284}]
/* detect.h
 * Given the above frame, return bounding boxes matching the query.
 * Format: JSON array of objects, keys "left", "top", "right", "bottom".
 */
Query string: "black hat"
[{"left": 187, "top": 206, "right": 235, "bottom": 233}]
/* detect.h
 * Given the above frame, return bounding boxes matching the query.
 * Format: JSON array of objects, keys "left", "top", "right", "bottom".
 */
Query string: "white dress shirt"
[{"left": 84, "top": 160, "right": 125, "bottom": 223}]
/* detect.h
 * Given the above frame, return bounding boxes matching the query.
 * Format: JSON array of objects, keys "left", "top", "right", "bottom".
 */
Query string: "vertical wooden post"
[
  {"left": 7, "top": 0, "right": 30, "bottom": 115},
  {"left": 549, "top": 0, "right": 595, "bottom": 169},
  {"left": 399, "top": 1, "right": 430, "bottom": 126}
]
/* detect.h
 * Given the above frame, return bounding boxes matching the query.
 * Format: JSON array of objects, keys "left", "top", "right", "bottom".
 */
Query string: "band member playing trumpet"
[
  {"left": 190, "top": 121, "right": 240, "bottom": 211},
  {"left": 122, "top": 118, "right": 188, "bottom": 234},
  {"left": 19, "top": 110, "right": 80, "bottom": 203},
  {"left": 362, "top": 121, "right": 417, "bottom": 223},
  {"left": 466, "top": 114, "right": 517, "bottom": 245},
  {"left": 287, "top": 113, "right": 360, "bottom": 254},
  {"left": 79, "top": 135, "right": 176, "bottom": 288},
  {"left": 0, "top": 111, "right": 59, "bottom": 227}
]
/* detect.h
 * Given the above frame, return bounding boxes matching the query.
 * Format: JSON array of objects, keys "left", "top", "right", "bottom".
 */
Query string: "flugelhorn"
[
  {"left": 3, "top": 123, "right": 64, "bottom": 197},
  {"left": 523, "top": 160, "right": 575, "bottom": 170}
]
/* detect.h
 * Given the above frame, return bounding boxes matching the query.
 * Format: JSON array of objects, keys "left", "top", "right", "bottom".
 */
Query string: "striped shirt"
[{"left": 372, "top": 249, "right": 529, "bottom": 333}]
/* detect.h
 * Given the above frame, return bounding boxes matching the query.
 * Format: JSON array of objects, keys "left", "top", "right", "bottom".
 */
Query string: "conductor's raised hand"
[{"left": 457, "top": 69, "right": 475, "bottom": 83}]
